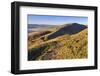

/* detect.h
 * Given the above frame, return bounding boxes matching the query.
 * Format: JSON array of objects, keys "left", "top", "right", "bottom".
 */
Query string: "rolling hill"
[
  {"left": 45, "top": 23, "right": 87, "bottom": 40},
  {"left": 28, "top": 23, "right": 88, "bottom": 60}
]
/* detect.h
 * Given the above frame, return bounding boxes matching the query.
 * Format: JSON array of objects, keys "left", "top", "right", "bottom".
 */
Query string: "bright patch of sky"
[{"left": 28, "top": 15, "right": 88, "bottom": 25}]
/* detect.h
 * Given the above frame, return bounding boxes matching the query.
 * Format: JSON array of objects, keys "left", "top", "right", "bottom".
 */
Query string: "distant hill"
[
  {"left": 28, "top": 24, "right": 58, "bottom": 29},
  {"left": 45, "top": 23, "right": 87, "bottom": 40},
  {"left": 28, "top": 24, "right": 58, "bottom": 33}
]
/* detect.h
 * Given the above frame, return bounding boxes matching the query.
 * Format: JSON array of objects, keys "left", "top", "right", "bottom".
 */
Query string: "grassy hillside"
[
  {"left": 44, "top": 23, "right": 87, "bottom": 40},
  {"left": 28, "top": 23, "right": 87, "bottom": 50},
  {"left": 40, "top": 29, "right": 88, "bottom": 60},
  {"left": 28, "top": 29, "right": 88, "bottom": 60},
  {"left": 28, "top": 23, "right": 88, "bottom": 60}
]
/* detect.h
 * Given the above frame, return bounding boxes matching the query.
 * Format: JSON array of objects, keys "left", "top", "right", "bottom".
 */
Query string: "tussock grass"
[
  {"left": 28, "top": 23, "right": 88, "bottom": 60},
  {"left": 28, "top": 28, "right": 88, "bottom": 60}
]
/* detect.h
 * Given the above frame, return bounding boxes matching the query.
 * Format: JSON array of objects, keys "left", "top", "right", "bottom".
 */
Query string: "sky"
[{"left": 28, "top": 15, "right": 88, "bottom": 25}]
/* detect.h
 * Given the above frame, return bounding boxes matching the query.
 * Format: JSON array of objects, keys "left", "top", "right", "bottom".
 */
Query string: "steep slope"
[
  {"left": 45, "top": 23, "right": 87, "bottom": 40},
  {"left": 28, "top": 28, "right": 88, "bottom": 60},
  {"left": 28, "top": 23, "right": 87, "bottom": 50}
]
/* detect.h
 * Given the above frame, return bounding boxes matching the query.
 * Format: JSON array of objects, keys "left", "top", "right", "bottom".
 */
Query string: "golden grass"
[{"left": 28, "top": 28, "right": 88, "bottom": 60}]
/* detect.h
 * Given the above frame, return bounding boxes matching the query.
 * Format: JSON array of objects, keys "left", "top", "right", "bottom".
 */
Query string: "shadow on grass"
[{"left": 28, "top": 45, "right": 47, "bottom": 60}]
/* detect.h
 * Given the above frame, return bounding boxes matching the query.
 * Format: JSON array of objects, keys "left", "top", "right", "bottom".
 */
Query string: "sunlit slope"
[
  {"left": 28, "top": 23, "right": 87, "bottom": 50},
  {"left": 28, "top": 28, "right": 88, "bottom": 60}
]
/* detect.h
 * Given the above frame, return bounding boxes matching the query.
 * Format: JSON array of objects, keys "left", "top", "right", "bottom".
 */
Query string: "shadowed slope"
[{"left": 46, "top": 23, "right": 87, "bottom": 40}]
